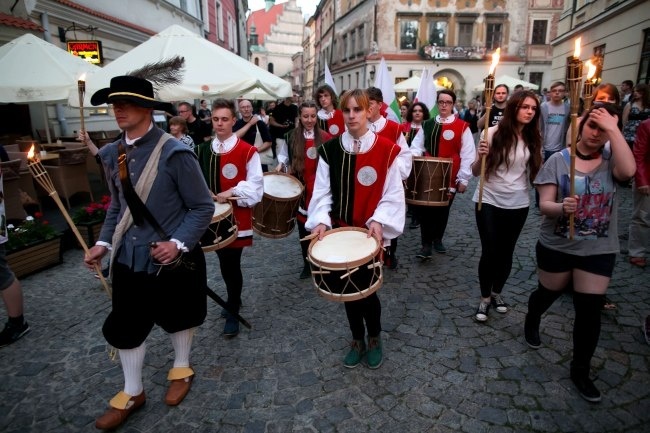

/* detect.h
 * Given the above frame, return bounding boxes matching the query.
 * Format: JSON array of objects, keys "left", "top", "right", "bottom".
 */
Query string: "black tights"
[
  {"left": 416, "top": 194, "right": 455, "bottom": 246},
  {"left": 527, "top": 283, "right": 602, "bottom": 370},
  {"left": 475, "top": 203, "right": 528, "bottom": 298},
  {"left": 216, "top": 247, "right": 244, "bottom": 313},
  {"left": 298, "top": 219, "right": 309, "bottom": 265},
  {"left": 344, "top": 293, "right": 381, "bottom": 341}
]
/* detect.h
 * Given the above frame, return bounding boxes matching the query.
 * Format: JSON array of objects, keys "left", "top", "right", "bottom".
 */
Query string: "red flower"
[{"left": 34, "top": 211, "right": 43, "bottom": 219}]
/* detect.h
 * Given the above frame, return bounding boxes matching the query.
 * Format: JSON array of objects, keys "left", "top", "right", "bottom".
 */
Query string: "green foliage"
[{"left": 5, "top": 212, "right": 60, "bottom": 252}]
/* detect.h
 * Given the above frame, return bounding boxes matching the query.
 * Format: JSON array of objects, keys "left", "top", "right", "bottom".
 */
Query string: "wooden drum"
[
  {"left": 253, "top": 172, "right": 304, "bottom": 238},
  {"left": 307, "top": 227, "right": 383, "bottom": 302},
  {"left": 405, "top": 156, "right": 453, "bottom": 206},
  {"left": 199, "top": 202, "right": 238, "bottom": 252}
]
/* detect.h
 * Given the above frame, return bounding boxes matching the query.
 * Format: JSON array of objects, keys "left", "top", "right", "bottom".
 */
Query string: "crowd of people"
[{"left": 1, "top": 72, "right": 648, "bottom": 429}]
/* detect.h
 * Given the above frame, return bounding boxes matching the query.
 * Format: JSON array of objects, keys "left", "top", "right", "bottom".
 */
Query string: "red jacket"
[{"left": 634, "top": 119, "right": 650, "bottom": 187}]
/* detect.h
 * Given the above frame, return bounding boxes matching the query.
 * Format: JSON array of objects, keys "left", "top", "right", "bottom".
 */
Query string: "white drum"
[
  {"left": 307, "top": 227, "right": 383, "bottom": 302},
  {"left": 199, "top": 202, "right": 238, "bottom": 252}
]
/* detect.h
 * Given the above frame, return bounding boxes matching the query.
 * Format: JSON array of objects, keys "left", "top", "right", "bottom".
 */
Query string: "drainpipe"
[{"left": 41, "top": 12, "right": 69, "bottom": 136}]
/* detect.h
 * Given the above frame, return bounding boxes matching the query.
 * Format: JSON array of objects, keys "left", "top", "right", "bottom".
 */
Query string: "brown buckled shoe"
[
  {"left": 95, "top": 390, "right": 146, "bottom": 430},
  {"left": 165, "top": 367, "right": 194, "bottom": 406}
]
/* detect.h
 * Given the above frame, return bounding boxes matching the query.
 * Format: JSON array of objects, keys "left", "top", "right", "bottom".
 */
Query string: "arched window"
[
  {"left": 254, "top": 57, "right": 259, "bottom": 66},
  {"left": 268, "top": 63, "right": 274, "bottom": 73}
]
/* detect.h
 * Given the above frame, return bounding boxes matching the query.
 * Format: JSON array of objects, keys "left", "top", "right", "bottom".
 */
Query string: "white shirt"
[
  {"left": 409, "top": 115, "right": 476, "bottom": 189},
  {"left": 369, "top": 116, "right": 412, "bottom": 180},
  {"left": 305, "top": 130, "right": 405, "bottom": 244},
  {"left": 276, "top": 129, "right": 315, "bottom": 166},
  {"left": 210, "top": 134, "right": 264, "bottom": 208}
]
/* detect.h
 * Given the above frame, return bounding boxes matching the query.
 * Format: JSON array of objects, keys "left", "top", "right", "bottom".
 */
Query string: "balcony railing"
[{"left": 420, "top": 45, "right": 487, "bottom": 60}]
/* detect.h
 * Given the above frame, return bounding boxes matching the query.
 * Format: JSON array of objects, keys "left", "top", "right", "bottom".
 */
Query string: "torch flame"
[
  {"left": 79, "top": 73, "right": 86, "bottom": 82},
  {"left": 573, "top": 38, "right": 581, "bottom": 58},
  {"left": 585, "top": 60, "right": 597, "bottom": 80},
  {"left": 27, "top": 145, "right": 35, "bottom": 160},
  {"left": 488, "top": 48, "right": 500, "bottom": 76}
]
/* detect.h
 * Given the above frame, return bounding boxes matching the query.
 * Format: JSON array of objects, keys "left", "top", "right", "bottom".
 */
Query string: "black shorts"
[
  {"left": 103, "top": 245, "right": 207, "bottom": 349},
  {"left": 536, "top": 241, "right": 616, "bottom": 277},
  {"left": 0, "top": 244, "right": 16, "bottom": 291}
]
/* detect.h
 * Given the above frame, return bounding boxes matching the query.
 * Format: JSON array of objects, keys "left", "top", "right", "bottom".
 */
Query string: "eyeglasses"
[
  {"left": 178, "top": 109, "right": 190, "bottom": 113},
  {"left": 437, "top": 100, "right": 453, "bottom": 106}
]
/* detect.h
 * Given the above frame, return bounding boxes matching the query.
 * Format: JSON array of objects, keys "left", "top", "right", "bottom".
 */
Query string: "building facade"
[
  {"left": 0, "top": 0, "right": 248, "bottom": 137},
  {"left": 305, "top": 0, "right": 564, "bottom": 104},
  {"left": 550, "top": 0, "right": 649, "bottom": 86},
  {"left": 247, "top": 0, "right": 304, "bottom": 83}
]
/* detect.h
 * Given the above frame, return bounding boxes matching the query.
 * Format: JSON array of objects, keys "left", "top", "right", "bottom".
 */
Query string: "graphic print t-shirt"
[{"left": 534, "top": 150, "right": 620, "bottom": 255}]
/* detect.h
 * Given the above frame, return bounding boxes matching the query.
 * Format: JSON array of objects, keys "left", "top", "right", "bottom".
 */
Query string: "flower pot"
[
  {"left": 7, "top": 236, "right": 62, "bottom": 278},
  {"left": 77, "top": 221, "right": 104, "bottom": 248}
]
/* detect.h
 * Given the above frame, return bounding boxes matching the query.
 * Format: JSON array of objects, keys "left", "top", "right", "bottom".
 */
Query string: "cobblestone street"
[{"left": 1, "top": 178, "right": 649, "bottom": 432}]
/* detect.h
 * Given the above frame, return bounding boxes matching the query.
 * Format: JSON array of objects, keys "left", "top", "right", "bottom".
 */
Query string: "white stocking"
[
  {"left": 118, "top": 343, "right": 145, "bottom": 396},
  {"left": 170, "top": 328, "right": 195, "bottom": 368}
]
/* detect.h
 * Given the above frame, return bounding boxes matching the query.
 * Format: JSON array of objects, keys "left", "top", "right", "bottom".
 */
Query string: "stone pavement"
[{"left": 1, "top": 178, "right": 649, "bottom": 433}]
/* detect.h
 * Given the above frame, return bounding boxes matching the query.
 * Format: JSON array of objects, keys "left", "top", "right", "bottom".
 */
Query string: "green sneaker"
[
  {"left": 366, "top": 336, "right": 383, "bottom": 369},
  {"left": 343, "top": 339, "right": 366, "bottom": 368}
]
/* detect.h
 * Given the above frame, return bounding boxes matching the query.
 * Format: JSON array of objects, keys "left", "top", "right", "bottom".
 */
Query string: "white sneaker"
[
  {"left": 491, "top": 294, "right": 508, "bottom": 314},
  {"left": 475, "top": 302, "right": 490, "bottom": 322}
]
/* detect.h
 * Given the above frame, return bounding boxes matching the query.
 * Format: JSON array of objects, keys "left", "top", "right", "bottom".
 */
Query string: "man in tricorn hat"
[{"left": 84, "top": 75, "right": 214, "bottom": 430}]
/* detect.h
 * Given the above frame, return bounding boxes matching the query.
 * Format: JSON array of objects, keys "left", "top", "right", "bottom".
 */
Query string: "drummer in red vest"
[
  {"left": 196, "top": 99, "right": 263, "bottom": 338},
  {"left": 366, "top": 87, "right": 412, "bottom": 270},
  {"left": 306, "top": 89, "right": 405, "bottom": 369},
  {"left": 275, "top": 100, "right": 332, "bottom": 279},
  {"left": 315, "top": 84, "right": 345, "bottom": 137},
  {"left": 409, "top": 89, "right": 475, "bottom": 259}
]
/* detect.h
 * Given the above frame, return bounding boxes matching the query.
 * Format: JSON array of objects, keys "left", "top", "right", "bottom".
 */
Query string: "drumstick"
[
  {"left": 226, "top": 196, "right": 242, "bottom": 201},
  {"left": 300, "top": 233, "right": 318, "bottom": 242}
]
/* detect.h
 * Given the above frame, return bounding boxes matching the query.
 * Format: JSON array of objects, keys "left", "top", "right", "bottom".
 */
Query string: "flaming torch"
[
  {"left": 477, "top": 47, "right": 500, "bottom": 211},
  {"left": 567, "top": 38, "right": 584, "bottom": 239},
  {"left": 77, "top": 73, "right": 87, "bottom": 144},
  {"left": 582, "top": 60, "right": 598, "bottom": 112},
  {"left": 26, "top": 146, "right": 111, "bottom": 297}
]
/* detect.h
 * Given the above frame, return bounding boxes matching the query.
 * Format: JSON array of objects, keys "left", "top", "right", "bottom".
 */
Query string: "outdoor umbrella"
[
  {"left": 75, "top": 24, "right": 292, "bottom": 106},
  {"left": 473, "top": 74, "right": 539, "bottom": 92},
  {"left": 394, "top": 75, "right": 445, "bottom": 92},
  {"left": 0, "top": 33, "right": 99, "bottom": 142},
  {"left": 0, "top": 33, "right": 98, "bottom": 103},
  {"left": 238, "top": 87, "right": 278, "bottom": 101}
]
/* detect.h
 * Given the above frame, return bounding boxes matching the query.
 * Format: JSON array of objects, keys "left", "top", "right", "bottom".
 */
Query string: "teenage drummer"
[
  {"left": 196, "top": 99, "right": 263, "bottom": 338},
  {"left": 366, "top": 87, "right": 412, "bottom": 270},
  {"left": 409, "top": 89, "right": 475, "bottom": 259},
  {"left": 306, "top": 89, "right": 405, "bottom": 369},
  {"left": 275, "top": 100, "right": 332, "bottom": 279}
]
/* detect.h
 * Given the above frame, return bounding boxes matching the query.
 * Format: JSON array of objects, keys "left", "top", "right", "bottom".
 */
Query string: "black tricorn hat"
[{"left": 90, "top": 75, "right": 173, "bottom": 112}]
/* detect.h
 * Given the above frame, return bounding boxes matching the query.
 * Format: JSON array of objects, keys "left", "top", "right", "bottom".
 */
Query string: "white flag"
[
  {"left": 373, "top": 57, "right": 401, "bottom": 123},
  {"left": 324, "top": 62, "right": 338, "bottom": 95},
  {"left": 414, "top": 67, "right": 439, "bottom": 118}
]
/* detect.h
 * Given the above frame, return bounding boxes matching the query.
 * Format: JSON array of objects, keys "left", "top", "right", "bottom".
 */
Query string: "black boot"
[
  {"left": 524, "top": 314, "right": 541, "bottom": 349},
  {"left": 571, "top": 292, "right": 604, "bottom": 403},
  {"left": 570, "top": 362, "right": 601, "bottom": 403},
  {"left": 525, "top": 282, "right": 562, "bottom": 349}
]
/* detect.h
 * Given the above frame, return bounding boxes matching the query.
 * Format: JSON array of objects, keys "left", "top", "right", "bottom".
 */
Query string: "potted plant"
[
  {"left": 72, "top": 195, "right": 110, "bottom": 246},
  {"left": 5, "top": 212, "right": 62, "bottom": 278}
]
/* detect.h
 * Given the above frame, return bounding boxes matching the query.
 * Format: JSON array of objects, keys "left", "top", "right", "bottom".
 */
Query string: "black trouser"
[
  {"left": 104, "top": 245, "right": 207, "bottom": 349},
  {"left": 344, "top": 293, "right": 381, "bottom": 341},
  {"left": 475, "top": 203, "right": 529, "bottom": 298},
  {"left": 216, "top": 247, "right": 244, "bottom": 313},
  {"left": 416, "top": 193, "right": 455, "bottom": 246},
  {"left": 298, "top": 219, "right": 309, "bottom": 265}
]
